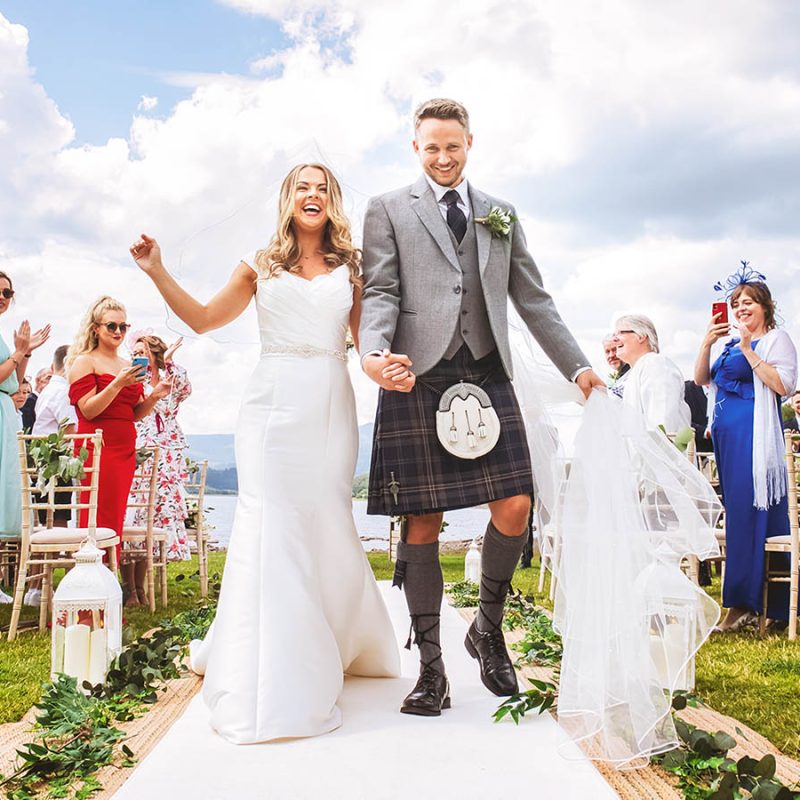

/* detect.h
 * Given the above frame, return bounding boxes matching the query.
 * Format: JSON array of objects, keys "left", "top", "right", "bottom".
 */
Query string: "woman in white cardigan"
[
  {"left": 695, "top": 278, "right": 797, "bottom": 631},
  {"left": 613, "top": 314, "right": 691, "bottom": 433}
]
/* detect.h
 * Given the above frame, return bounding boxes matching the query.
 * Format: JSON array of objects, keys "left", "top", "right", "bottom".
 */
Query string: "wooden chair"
[
  {"left": 7, "top": 430, "right": 118, "bottom": 641},
  {"left": 122, "top": 446, "right": 168, "bottom": 611},
  {"left": 759, "top": 431, "right": 799, "bottom": 640},
  {"left": 184, "top": 459, "right": 210, "bottom": 598},
  {"left": 696, "top": 451, "right": 726, "bottom": 583}
]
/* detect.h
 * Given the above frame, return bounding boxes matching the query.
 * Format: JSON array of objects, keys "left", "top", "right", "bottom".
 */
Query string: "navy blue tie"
[{"left": 443, "top": 189, "right": 467, "bottom": 243}]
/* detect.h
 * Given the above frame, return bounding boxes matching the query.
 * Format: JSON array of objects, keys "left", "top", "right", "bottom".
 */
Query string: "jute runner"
[
  {"left": 0, "top": 673, "right": 201, "bottom": 799},
  {"left": 1, "top": 607, "right": 797, "bottom": 800}
]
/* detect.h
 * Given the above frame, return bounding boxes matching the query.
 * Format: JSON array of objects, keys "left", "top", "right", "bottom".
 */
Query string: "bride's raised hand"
[{"left": 129, "top": 233, "right": 164, "bottom": 275}]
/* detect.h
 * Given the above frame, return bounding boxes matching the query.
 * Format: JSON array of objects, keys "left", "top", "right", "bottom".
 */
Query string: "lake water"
[{"left": 204, "top": 494, "right": 489, "bottom": 551}]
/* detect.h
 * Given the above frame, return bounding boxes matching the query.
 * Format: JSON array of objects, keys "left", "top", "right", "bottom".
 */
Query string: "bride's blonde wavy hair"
[
  {"left": 66, "top": 296, "right": 127, "bottom": 368},
  {"left": 254, "top": 164, "right": 361, "bottom": 286}
]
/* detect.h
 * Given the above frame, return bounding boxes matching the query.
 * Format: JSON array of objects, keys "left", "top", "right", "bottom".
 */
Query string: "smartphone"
[
  {"left": 131, "top": 356, "right": 149, "bottom": 374},
  {"left": 712, "top": 301, "right": 728, "bottom": 324}
]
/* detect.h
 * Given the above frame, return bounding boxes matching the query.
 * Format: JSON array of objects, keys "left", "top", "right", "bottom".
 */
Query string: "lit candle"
[
  {"left": 88, "top": 629, "right": 108, "bottom": 686},
  {"left": 53, "top": 624, "right": 66, "bottom": 674},
  {"left": 63, "top": 623, "right": 90, "bottom": 686}
]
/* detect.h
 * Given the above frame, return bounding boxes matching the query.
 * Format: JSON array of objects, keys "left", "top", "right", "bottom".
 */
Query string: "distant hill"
[
  {"left": 187, "top": 434, "right": 237, "bottom": 469},
  {"left": 188, "top": 423, "right": 375, "bottom": 492}
]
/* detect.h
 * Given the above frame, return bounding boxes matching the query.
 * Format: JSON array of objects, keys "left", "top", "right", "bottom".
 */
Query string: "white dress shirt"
[
  {"left": 424, "top": 174, "right": 471, "bottom": 222},
  {"left": 32, "top": 374, "right": 78, "bottom": 435}
]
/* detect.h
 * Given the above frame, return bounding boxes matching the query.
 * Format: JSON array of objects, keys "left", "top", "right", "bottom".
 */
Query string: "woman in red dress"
[{"left": 66, "top": 297, "right": 170, "bottom": 587}]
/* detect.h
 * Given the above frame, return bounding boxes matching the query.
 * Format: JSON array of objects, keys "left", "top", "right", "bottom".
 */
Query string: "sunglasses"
[
  {"left": 614, "top": 330, "right": 635, "bottom": 336},
  {"left": 99, "top": 322, "right": 131, "bottom": 334},
  {"left": 0, "top": 288, "right": 14, "bottom": 299}
]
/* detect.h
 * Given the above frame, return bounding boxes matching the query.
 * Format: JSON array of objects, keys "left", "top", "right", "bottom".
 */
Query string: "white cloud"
[
  {"left": 1, "top": 2, "right": 799, "bottom": 434},
  {"left": 137, "top": 95, "right": 158, "bottom": 112}
]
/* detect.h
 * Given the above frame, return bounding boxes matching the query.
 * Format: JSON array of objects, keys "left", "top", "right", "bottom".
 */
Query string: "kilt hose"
[{"left": 367, "top": 346, "right": 534, "bottom": 516}]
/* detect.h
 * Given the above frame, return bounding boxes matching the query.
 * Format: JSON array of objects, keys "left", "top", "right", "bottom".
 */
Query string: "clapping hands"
[
  {"left": 164, "top": 336, "right": 184, "bottom": 363},
  {"left": 14, "top": 321, "right": 51, "bottom": 355}
]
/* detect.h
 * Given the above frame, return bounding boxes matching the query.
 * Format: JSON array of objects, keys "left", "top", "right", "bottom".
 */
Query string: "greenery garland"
[
  {"left": 446, "top": 583, "right": 800, "bottom": 799},
  {"left": 0, "top": 575, "right": 219, "bottom": 799}
]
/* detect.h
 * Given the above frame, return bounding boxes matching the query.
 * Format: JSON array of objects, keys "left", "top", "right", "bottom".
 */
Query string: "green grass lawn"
[{"left": 2, "top": 551, "right": 799, "bottom": 760}]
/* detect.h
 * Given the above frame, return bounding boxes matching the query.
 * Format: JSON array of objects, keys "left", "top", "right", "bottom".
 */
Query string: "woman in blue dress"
[
  {"left": 0, "top": 271, "right": 51, "bottom": 600},
  {"left": 694, "top": 277, "right": 797, "bottom": 631}
]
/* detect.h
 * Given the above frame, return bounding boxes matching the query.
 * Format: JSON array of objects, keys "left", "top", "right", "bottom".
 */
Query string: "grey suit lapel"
[
  {"left": 410, "top": 176, "right": 460, "bottom": 272},
  {"left": 469, "top": 187, "right": 493, "bottom": 276}
]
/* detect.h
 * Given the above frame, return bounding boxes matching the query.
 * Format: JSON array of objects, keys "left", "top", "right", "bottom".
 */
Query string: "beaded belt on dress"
[{"left": 261, "top": 343, "right": 347, "bottom": 362}]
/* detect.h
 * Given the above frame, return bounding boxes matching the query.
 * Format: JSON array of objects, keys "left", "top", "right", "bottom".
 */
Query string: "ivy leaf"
[
  {"left": 754, "top": 754, "right": 777, "bottom": 780},
  {"left": 713, "top": 732, "right": 737, "bottom": 752}
]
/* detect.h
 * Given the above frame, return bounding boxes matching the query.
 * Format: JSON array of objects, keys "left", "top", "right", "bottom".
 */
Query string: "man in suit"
[
  {"left": 360, "top": 98, "right": 603, "bottom": 716},
  {"left": 684, "top": 379, "right": 714, "bottom": 453},
  {"left": 786, "top": 390, "right": 800, "bottom": 433}
]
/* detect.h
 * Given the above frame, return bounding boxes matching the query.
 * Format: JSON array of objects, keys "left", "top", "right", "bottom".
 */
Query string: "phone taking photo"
[
  {"left": 712, "top": 301, "right": 728, "bottom": 325},
  {"left": 131, "top": 356, "right": 149, "bottom": 374}
]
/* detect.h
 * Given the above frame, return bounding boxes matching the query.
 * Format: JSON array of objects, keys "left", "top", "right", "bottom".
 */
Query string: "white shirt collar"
[{"left": 424, "top": 174, "right": 470, "bottom": 207}]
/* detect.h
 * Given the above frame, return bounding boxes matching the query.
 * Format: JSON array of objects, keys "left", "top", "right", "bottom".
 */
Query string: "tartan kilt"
[{"left": 367, "top": 347, "right": 534, "bottom": 516}]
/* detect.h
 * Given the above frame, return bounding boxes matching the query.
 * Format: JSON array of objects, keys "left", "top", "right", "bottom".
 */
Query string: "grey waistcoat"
[{"left": 442, "top": 214, "right": 496, "bottom": 361}]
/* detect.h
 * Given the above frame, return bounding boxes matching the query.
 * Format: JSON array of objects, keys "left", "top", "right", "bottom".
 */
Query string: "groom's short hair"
[{"left": 414, "top": 98, "right": 470, "bottom": 132}]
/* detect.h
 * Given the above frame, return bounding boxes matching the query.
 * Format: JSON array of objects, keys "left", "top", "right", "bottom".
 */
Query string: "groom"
[{"left": 360, "top": 98, "right": 603, "bottom": 716}]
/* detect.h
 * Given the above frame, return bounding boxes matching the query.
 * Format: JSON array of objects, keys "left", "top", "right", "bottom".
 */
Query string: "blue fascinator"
[{"left": 713, "top": 260, "right": 767, "bottom": 299}]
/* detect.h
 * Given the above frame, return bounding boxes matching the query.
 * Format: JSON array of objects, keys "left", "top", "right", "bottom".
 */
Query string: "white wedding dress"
[{"left": 189, "top": 256, "right": 400, "bottom": 744}]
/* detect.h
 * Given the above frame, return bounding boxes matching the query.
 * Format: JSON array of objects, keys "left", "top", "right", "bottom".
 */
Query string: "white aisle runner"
[{"left": 112, "top": 582, "right": 618, "bottom": 800}]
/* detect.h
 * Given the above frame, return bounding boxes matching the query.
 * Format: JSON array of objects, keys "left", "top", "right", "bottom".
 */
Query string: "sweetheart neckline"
[{"left": 259, "top": 265, "right": 347, "bottom": 284}]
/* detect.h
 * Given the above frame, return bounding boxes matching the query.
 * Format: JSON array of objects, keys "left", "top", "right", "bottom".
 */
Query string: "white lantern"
[
  {"left": 51, "top": 538, "right": 122, "bottom": 689},
  {"left": 464, "top": 539, "right": 482, "bottom": 584},
  {"left": 636, "top": 560, "right": 699, "bottom": 692}
]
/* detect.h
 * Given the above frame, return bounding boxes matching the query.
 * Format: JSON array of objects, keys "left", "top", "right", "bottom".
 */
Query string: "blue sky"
[{"left": 1, "top": 1, "right": 285, "bottom": 144}]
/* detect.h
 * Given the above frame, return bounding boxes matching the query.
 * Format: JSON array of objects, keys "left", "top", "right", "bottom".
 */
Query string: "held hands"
[
  {"left": 575, "top": 369, "right": 606, "bottom": 400},
  {"left": 129, "top": 233, "right": 163, "bottom": 274},
  {"left": 704, "top": 312, "right": 731, "bottom": 348},
  {"left": 363, "top": 350, "right": 416, "bottom": 392}
]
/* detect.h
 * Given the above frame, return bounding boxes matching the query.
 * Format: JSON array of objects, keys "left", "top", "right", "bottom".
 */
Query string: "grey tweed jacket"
[{"left": 359, "top": 175, "right": 589, "bottom": 380}]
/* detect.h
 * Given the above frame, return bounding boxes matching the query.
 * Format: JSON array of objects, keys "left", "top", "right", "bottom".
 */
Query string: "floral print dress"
[{"left": 128, "top": 362, "right": 192, "bottom": 560}]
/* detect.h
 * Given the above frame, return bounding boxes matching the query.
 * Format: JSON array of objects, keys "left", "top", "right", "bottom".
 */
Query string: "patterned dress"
[{"left": 128, "top": 362, "right": 192, "bottom": 561}]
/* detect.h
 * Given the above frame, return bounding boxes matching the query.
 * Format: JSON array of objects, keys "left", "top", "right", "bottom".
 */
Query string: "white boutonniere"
[{"left": 475, "top": 206, "right": 518, "bottom": 241}]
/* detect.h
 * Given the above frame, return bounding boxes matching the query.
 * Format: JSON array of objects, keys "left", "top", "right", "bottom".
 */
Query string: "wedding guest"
[
  {"left": 11, "top": 380, "right": 30, "bottom": 415},
  {"left": 17, "top": 378, "right": 35, "bottom": 431},
  {"left": 603, "top": 333, "right": 629, "bottom": 397},
  {"left": 694, "top": 270, "right": 797, "bottom": 631},
  {"left": 32, "top": 344, "right": 78, "bottom": 532},
  {"left": 785, "top": 390, "right": 800, "bottom": 433},
  {"left": 122, "top": 332, "right": 192, "bottom": 606},
  {"left": 684, "top": 379, "right": 713, "bottom": 453},
  {"left": 614, "top": 314, "right": 690, "bottom": 432},
  {"left": 34, "top": 367, "right": 52, "bottom": 395},
  {"left": 67, "top": 297, "right": 170, "bottom": 585},
  {"left": 0, "top": 270, "right": 50, "bottom": 600}
]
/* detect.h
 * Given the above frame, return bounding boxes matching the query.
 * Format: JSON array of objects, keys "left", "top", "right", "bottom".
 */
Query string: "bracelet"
[
  {"left": 23, "top": 353, "right": 31, "bottom": 359},
  {"left": 7, "top": 355, "right": 19, "bottom": 367},
  {"left": 752, "top": 359, "right": 764, "bottom": 371}
]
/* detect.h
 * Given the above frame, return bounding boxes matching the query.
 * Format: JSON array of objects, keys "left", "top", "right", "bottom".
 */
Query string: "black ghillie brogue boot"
[
  {"left": 400, "top": 613, "right": 451, "bottom": 716},
  {"left": 464, "top": 575, "right": 518, "bottom": 697}
]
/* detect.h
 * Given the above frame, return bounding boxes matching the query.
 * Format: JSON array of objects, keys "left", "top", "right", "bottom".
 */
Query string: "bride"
[{"left": 130, "top": 164, "right": 401, "bottom": 744}]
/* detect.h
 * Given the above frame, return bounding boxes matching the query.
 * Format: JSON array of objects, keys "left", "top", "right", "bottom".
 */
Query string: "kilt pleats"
[{"left": 367, "top": 347, "right": 534, "bottom": 516}]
